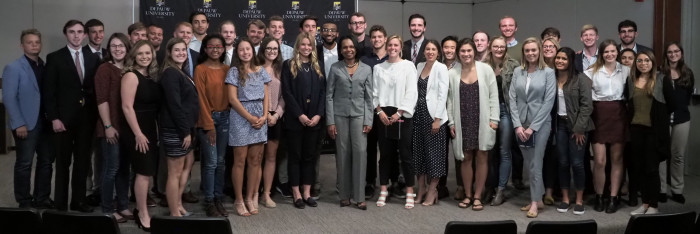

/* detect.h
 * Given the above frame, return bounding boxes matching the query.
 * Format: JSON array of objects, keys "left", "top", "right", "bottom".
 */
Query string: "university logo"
[
  {"left": 291, "top": 1, "right": 300, "bottom": 10},
  {"left": 248, "top": 0, "right": 257, "bottom": 10},
  {"left": 203, "top": 0, "right": 212, "bottom": 8},
  {"left": 156, "top": 0, "right": 165, "bottom": 6},
  {"left": 333, "top": 2, "right": 341, "bottom": 11}
]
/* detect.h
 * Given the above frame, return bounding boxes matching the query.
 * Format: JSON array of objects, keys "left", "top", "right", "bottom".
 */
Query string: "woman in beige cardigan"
[{"left": 447, "top": 38, "right": 500, "bottom": 211}]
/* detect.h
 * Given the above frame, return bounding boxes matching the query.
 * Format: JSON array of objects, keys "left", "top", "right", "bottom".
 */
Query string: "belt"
[{"left": 557, "top": 115, "right": 568, "bottom": 120}]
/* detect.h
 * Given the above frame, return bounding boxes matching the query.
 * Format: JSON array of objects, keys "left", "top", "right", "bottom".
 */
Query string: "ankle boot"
[
  {"left": 605, "top": 196, "right": 619, "bottom": 213},
  {"left": 491, "top": 188, "right": 505, "bottom": 206},
  {"left": 594, "top": 194, "right": 604, "bottom": 212}
]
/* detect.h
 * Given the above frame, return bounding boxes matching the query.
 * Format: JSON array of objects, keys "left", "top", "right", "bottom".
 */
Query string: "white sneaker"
[
  {"left": 630, "top": 205, "right": 647, "bottom": 215},
  {"left": 645, "top": 207, "right": 659, "bottom": 214}
]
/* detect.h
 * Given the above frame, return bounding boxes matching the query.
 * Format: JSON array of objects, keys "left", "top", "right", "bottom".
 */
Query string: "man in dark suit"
[
  {"left": 84, "top": 18, "right": 107, "bottom": 207},
  {"left": 618, "top": 19, "right": 652, "bottom": 53},
  {"left": 3, "top": 29, "right": 54, "bottom": 209},
  {"left": 402, "top": 13, "right": 427, "bottom": 66},
  {"left": 85, "top": 19, "right": 107, "bottom": 59},
  {"left": 42, "top": 20, "right": 100, "bottom": 212}
]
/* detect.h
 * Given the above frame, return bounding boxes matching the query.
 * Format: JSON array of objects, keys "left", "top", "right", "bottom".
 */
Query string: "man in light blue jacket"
[{"left": 2, "top": 28, "right": 54, "bottom": 208}]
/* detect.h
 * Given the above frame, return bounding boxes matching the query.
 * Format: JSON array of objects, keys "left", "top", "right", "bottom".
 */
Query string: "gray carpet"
[{"left": 0, "top": 152, "right": 698, "bottom": 234}]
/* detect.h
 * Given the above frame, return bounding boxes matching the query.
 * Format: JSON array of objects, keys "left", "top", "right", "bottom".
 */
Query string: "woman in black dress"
[{"left": 121, "top": 40, "right": 161, "bottom": 231}]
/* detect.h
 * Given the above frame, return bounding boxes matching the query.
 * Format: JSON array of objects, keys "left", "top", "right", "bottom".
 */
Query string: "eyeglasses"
[
  {"left": 667, "top": 49, "right": 681, "bottom": 54},
  {"left": 265, "top": 47, "right": 279, "bottom": 52},
  {"left": 321, "top": 28, "right": 337, "bottom": 33},
  {"left": 349, "top": 21, "right": 365, "bottom": 25},
  {"left": 110, "top": 44, "right": 126, "bottom": 49},
  {"left": 543, "top": 45, "right": 556, "bottom": 49},
  {"left": 636, "top": 58, "right": 652, "bottom": 64},
  {"left": 491, "top": 46, "right": 506, "bottom": 50},
  {"left": 205, "top": 46, "right": 224, "bottom": 51}
]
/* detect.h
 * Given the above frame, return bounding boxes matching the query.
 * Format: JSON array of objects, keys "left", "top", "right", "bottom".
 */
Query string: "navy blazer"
[
  {"left": 402, "top": 39, "right": 426, "bottom": 66},
  {"left": 159, "top": 67, "right": 200, "bottom": 138},
  {"left": 2, "top": 56, "right": 42, "bottom": 130},
  {"left": 42, "top": 46, "right": 100, "bottom": 127},
  {"left": 83, "top": 45, "right": 107, "bottom": 60},
  {"left": 281, "top": 60, "right": 326, "bottom": 130}
]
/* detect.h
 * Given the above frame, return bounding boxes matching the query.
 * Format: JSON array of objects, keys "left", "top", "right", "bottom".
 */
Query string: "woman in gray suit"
[
  {"left": 509, "top": 37, "right": 556, "bottom": 218},
  {"left": 327, "top": 35, "right": 373, "bottom": 210}
]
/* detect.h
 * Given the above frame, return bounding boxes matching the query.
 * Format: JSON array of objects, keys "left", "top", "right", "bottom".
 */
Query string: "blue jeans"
[
  {"left": 555, "top": 119, "right": 587, "bottom": 190},
  {"left": 497, "top": 103, "right": 513, "bottom": 189},
  {"left": 13, "top": 121, "right": 53, "bottom": 206},
  {"left": 198, "top": 110, "right": 230, "bottom": 202},
  {"left": 100, "top": 138, "right": 129, "bottom": 213}
]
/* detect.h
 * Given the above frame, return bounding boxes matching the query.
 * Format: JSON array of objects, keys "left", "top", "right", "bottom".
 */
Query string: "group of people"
[{"left": 3, "top": 9, "right": 694, "bottom": 232}]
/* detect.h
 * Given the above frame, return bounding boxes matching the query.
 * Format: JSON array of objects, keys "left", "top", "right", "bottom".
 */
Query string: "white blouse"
[
  {"left": 584, "top": 62, "right": 629, "bottom": 101},
  {"left": 372, "top": 59, "right": 418, "bottom": 118}
]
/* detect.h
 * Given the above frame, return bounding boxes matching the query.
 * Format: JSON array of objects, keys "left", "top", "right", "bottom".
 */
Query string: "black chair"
[
  {"left": 42, "top": 209, "right": 120, "bottom": 234},
  {"left": 695, "top": 213, "right": 699, "bottom": 234},
  {"left": 526, "top": 219, "right": 597, "bottom": 234},
  {"left": 625, "top": 211, "right": 696, "bottom": 234},
  {"left": 444, "top": 220, "right": 517, "bottom": 234},
  {"left": 0, "top": 207, "right": 43, "bottom": 234},
  {"left": 151, "top": 215, "right": 233, "bottom": 234}
]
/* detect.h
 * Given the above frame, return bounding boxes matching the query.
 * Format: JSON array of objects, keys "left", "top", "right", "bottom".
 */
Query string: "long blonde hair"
[
  {"left": 520, "top": 37, "right": 547, "bottom": 70},
  {"left": 123, "top": 40, "right": 159, "bottom": 81},
  {"left": 289, "top": 32, "right": 323, "bottom": 78}
]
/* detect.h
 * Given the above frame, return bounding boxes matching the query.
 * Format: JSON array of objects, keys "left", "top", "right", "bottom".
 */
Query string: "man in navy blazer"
[
  {"left": 42, "top": 20, "right": 100, "bottom": 212},
  {"left": 617, "top": 20, "right": 652, "bottom": 53},
  {"left": 402, "top": 14, "right": 427, "bottom": 66},
  {"left": 2, "top": 29, "right": 54, "bottom": 209}
]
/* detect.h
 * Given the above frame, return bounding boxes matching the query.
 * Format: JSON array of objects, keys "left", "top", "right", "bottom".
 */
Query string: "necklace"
[
  {"left": 302, "top": 66, "right": 310, "bottom": 72},
  {"left": 346, "top": 61, "right": 358, "bottom": 68}
]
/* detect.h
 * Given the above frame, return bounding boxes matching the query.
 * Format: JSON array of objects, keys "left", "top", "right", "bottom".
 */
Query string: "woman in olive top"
[
  {"left": 259, "top": 37, "right": 285, "bottom": 208},
  {"left": 326, "top": 35, "right": 373, "bottom": 210},
  {"left": 509, "top": 37, "right": 556, "bottom": 218},
  {"left": 448, "top": 38, "right": 499, "bottom": 211},
  {"left": 484, "top": 36, "right": 520, "bottom": 206},
  {"left": 552, "top": 47, "right": 594, "bottom": 215},
  {"left": 626, "top": 50, "right": 672, "bottom": 215},
  {"left": 659, "top": 42, "right": 694, "bottom": 204},
  {"left": 194, "top": 34, "right": 230, "bottom": 217}
]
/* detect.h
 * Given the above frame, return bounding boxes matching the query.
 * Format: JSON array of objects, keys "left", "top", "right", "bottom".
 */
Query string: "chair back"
[
  {"left": 151, "top": 215, "right": 233, "bottom": 234},
  {"left": 445, "top": 220, "right": 517, "bottom": 234},
  {"left": 525, "top": 219, "right": 597, "bottom": 234},
  {"left": 0, "top": 207, "right": 42, "bottom": 234},
  {"left": 624, "top": 211, "right": 696, "bottom": 234},
  {"left": 42, "top": 209, "right": 120, "bottom": 234}
]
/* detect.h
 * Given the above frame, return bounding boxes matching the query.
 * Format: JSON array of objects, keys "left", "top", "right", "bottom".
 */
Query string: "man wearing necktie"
[
  {"left": 85, "top": 19, "right": 107, "bottom": 60},
  {"left": 402, "top": 14, "right": 427, "bottom": 66},
  {"left": 42, "top": 20, "right": 100, "bottom": 212}
]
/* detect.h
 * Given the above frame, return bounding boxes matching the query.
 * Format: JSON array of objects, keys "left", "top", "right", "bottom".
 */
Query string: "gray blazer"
[
  {"left": 326, "top": 61, "right": 374, "bottom": 126},
  {"left": 509, "top": 66, "right": 556, "bottom": 131}
]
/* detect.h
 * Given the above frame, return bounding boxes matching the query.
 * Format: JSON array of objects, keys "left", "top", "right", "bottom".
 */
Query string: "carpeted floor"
[{"left": 0, "top": 152, "right": 698, "bottom": 233}]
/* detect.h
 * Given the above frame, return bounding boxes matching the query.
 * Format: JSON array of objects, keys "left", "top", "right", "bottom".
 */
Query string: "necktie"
[
  {"left": 224, "top": 51, "right": 231, "bottom": 66},
  {"left": 412, "top": 43, "right": 418, "bottom": 63},
  {"left": 96, "top": 51, "right": 102, "bottom": 60},
  {"left": 75, "top": 51, "right": 84, "bottom": 83}
]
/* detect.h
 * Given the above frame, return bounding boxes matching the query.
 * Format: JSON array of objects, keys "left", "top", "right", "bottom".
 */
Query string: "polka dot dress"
[
  {"left": 412, "top": 76, "right": 447, "bottom": 179},
  {"left": 460, "top": 80, "right": 480, "bottom": 151}
]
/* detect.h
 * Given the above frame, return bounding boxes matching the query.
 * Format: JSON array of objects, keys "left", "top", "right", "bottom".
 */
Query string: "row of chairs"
[
  {"left": 444, "top": 211, "right": 699, "bottom": 234},
  {"left": 0, "top": 207, "right": 232, "bottom": 234}
]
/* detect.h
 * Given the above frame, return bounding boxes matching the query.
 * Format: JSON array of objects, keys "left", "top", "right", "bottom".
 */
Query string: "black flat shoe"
[
  {"left": 304, "top": 197, "right": 318, "bottom": 207},
  {"left": 33, "top": 199, "right": 55, "bottom": 209},
  {"left": 294, "top": 199, "right": 305, "bottom": 209},
  {"left": 605, "top": 196, "right": 619, "bottom": 214},
  {"left": 70, "top": 202, "right": 94, "bottom": 213},
  {"left": 340, "top": 200, "right": 351, "bottom": 207},
  {"left": 670, "top": 193, "right": 685, "bottom": 204},
  {"left": 355, "top": 202, "right": 367, "bottom": 210},
  {"left": 658, "top": 193, "right": 668, "bottom": 203}
]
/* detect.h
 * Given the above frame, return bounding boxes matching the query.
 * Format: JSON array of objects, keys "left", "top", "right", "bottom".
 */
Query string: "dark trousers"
[
  {"left": 629, "top": 125, "right": 661, "bottom": 207},
  {"left": 13, "top": 121, "right": 54, "bottom": 206},
  {"left": 54, "top": 110, "right": 97, "bottom": 209},
  {"left": 366, "top": 114, "right": 379, "bottom": 186},
  {"left": 100, "top": 138, "right": 129, "bottom": 213},
  {"left": 287, "top": 128, "right": 321, "bottom": 186},
  {"left": 555, "top": 120, "right": 587, "bottom": 190},
  {"left": 543, "top": 133, "right": 559, "bottom": 190},
  {"left": 377, "top": 118, "right": 414, "bottom": 187},
  {"left": 512, "top": 143, "right": 524, "bottom": 182}
]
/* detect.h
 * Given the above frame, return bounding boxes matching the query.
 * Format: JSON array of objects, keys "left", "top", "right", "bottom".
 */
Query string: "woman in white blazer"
[
  {"left": 412, "top": 40, "right": 449, "bottom": 206},
  {"left": 447, "top": 38, "right": 499, "bottom": 211}
]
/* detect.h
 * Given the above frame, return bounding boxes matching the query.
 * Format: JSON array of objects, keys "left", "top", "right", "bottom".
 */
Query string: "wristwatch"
[{"left": 104, "top": 124, "right": 112, "bottom": 129}]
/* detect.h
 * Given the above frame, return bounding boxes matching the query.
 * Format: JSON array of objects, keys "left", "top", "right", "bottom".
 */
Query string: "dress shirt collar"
[{"left": 507, "top": 38, "right": 518, "bottom": 47}]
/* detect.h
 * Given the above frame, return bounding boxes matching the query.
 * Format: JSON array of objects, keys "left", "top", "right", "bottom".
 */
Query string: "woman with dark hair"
[
  {"left": 626, "top": 50, "right": 672, "bottom": 215},
  {"left": 227, "top": 37, "right": 270, "bottom": 215},
  {"left": 121, "top": 40, "right": 161, "bottom": 231},
  {"left": 485, "top": 36, "right": 520, "bottom": 206},
  {"left": 160, "top": 38, "right": 200, "bottom": 217},
  {"left": 659, "top": 42, "right": 693, "bottom": 204},
  {"left": 473, "top": 31, "right": 490, "bottom": 62},
  {"left": 448, "top": 38, "right": 499, "bottom": 211},
  {"left": 619, "top": 48, "right": 636, "bottom": 68},
  {"left": 373, "top": 35, "right": 417, "bottom": 209},
  {"left": 282, "top": 32, "right": 325, "bottom": 209},
  {"left": 258, "top": 36, "right": 284, "bottom": 208},
  {"left": 509, "top": 37, "right": 556, "bottom": 218},
  {"left": 583, "top": 39, "right": 629, "bottom": 213},
  {"left": 95, "top": 33, "right": 132, "bottom": 222},
  {"left": 326, "top": 35, "right": 373, "bottom": 210},
  {"left": 552, "top": 47, "right": 594, "bottom": 215},
  {"left": 194, "top": 34, "right": 230, "bottom": 217},
  {"left": 413, "top": 39, "right": 449, "bottom": 206}
]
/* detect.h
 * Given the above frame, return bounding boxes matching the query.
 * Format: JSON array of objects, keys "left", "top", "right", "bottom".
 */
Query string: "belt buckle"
[{"left": 306, "top": 98, "right": 311, "bottom": 103}]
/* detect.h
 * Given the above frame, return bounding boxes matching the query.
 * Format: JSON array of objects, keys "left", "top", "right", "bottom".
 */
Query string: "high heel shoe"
[
  {"left": 422, "top": 189, "right": 438, "bottom": 206},
  {"left": 234, "top": 202, "right": 251, "bottom": 217},
  {"left": 245, "top": 199, "right": 259, "bottom": 215},
  {"left": 134, "top": 209, "right": 151, "bottom": 232}
]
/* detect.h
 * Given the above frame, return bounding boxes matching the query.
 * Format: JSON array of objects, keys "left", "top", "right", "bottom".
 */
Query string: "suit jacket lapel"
[
  {"left": 62, "top": 47, "right": 82, "bottom": 83},
  {"left": 20, "top": 58, "right": 40, "bottom": 91}
]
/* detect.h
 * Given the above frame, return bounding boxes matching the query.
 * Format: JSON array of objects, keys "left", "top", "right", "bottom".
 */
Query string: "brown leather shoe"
[{"left": 182, "top": 192, "right": 199, "bottom": 203}]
